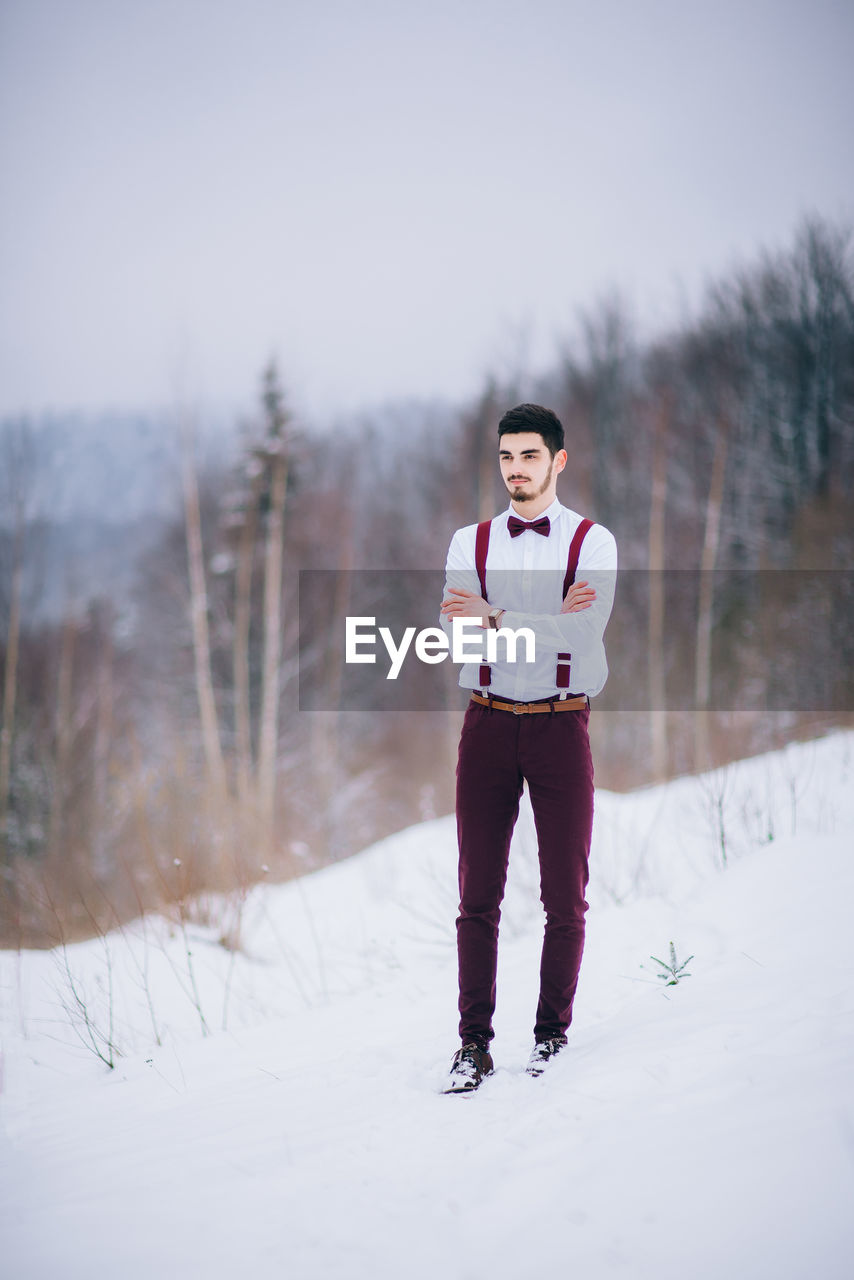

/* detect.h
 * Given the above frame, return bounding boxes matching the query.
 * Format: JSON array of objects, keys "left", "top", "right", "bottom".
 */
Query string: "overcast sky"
[{"left": 1, "top": 0, "right": 852, "bottom": 425}]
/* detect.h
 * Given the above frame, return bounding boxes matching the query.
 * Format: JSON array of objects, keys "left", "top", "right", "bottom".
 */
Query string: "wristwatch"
[{"left": 487, "top": 607, "right": 504, "bottom": 629}]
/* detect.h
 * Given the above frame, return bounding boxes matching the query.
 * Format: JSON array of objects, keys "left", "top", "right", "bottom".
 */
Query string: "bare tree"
[
  {"left": 179, "top": 410, "right": 227, "bottom": 797},
  {"left": 91, "top": 601, "right": 115, "bottom": 877},
  {"left": 647, "top": 396, "right": 669, "bottom": 782},
  {"left": 470, "top": 379, "right": 502, "bottom": 523},
  {"left": 0, "top": 421, "right": 42, "bottom": 858},
  {"left": 256, "top": 362, "right": 292, "bottom": 860},
  {"left": 0, "top": 516, "right": 22, "bottom": 856},
  {"left": 694, "top": 416, "right": 729, "bottom": 769},
  {"left": 227, "top": 442, "right": 264, "bottom": 809},
  {"left": 48, "top": 612, "right": 75, "bottom": 864}
]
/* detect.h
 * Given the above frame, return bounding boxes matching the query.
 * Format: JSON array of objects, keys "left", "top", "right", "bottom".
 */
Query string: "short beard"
[{"left": 508, "top": 459, "right": 555, "bottom": 502}]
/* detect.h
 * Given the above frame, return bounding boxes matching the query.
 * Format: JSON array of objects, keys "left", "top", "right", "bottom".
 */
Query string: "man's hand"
[
  {"left": 561, "top": 580, "right": 596, "bottom": 613},
  {"left": 441, "top": 588, "right": 490, "bottom": 626}
]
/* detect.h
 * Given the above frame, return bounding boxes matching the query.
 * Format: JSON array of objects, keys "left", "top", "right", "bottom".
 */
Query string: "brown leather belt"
[{"left": 470, "top": 693, "right": 588, "bottom": 714}]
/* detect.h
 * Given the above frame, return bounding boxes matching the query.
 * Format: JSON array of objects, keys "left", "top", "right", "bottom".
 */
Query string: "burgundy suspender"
[
  {"left": 474, "top": 520, "right": 492, "bottom": 689},
  {"left": 556, "top": 517, "right": 594, "bottom": 690},
  {"left": 474, "top": 516, "right": 594, "bottom": 694},
  {"left": 475, "top": 520, "right": 491, "bottom": 600},
  {"left": 562, "top": 518, "right": 594, "bottom": 597}
]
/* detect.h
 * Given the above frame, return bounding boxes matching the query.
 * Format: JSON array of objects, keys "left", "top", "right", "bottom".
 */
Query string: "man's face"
[{"left": 498, "top": 432, "right": 566, "bottom": 503}]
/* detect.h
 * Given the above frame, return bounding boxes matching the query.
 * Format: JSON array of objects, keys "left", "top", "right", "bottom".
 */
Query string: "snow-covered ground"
[{"left": 2, "top": 732, "right": 853, "bottom": 1279}]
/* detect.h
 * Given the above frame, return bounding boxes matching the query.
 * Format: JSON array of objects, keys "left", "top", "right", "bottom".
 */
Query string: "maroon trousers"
[{"left": 455, "top": 697, "right": 595, "bottom": 1046}]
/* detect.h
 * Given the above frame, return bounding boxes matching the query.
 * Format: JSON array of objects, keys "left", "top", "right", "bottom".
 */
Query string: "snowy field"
[{"left": 2, "top": 731, "right": 853, "bottom": 1279}]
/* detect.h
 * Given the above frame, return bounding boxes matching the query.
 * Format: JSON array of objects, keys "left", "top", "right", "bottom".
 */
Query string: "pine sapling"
[{"left": 649, "top": 941, "right": 694, "bottom": 985}]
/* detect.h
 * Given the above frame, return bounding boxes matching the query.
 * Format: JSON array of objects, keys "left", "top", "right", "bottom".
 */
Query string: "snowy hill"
[{"left": 2, "top": 733, "right": 853, "bottom": 1279}]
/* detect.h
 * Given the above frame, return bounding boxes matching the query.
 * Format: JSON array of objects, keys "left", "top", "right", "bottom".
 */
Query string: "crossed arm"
[
  {"left": 440, "top": 580, "right": 596, "bottom": 625},
  {"left": 439, "top": 527, "right": 618, "bottom": 657}
]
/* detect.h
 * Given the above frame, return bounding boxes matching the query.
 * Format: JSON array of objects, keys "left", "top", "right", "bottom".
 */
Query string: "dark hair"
[{"left": 497, "top": 403, "right": 565, "bottom": 457}]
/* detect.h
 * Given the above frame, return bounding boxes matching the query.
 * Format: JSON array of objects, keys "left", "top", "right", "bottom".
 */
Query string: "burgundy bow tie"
[{"left": 508, "top": 514, "right": 551, "bottom": 538}]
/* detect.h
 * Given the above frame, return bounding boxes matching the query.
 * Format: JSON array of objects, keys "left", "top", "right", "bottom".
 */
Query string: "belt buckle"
[{"left": 512, "top": 703, "right": 525, "bottom": 715}]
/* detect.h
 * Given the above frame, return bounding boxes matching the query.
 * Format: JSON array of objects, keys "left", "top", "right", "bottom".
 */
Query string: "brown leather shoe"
[
  {"left": 525, "top": 1034, "right": 567, "bottom": 1076},
  {"left": 443, "top": 1041, "right": 495, "bottom": 1093}
]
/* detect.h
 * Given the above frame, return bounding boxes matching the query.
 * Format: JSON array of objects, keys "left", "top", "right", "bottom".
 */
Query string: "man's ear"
[{"left": 555, "top": 449, "right": 568, "bottom": 474}]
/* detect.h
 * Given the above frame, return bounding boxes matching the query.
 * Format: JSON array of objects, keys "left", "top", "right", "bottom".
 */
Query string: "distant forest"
[{"left": 1, "top": 216, "right": 852, "bottom": 946}]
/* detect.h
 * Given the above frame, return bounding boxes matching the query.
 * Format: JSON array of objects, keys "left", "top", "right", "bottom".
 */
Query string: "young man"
[{"left": 439, "top": 403, "right": 617, "bottom": 1092}]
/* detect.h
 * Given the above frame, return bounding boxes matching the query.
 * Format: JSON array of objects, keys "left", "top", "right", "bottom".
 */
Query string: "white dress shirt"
[{"left": 440, "top": 497, "right": 618, "bottom": 700}]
